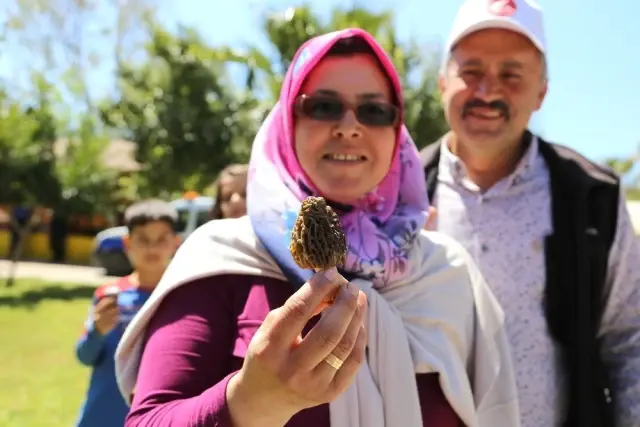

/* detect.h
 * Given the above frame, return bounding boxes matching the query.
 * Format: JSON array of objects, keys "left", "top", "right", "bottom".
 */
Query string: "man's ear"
[{"left": 534, "top": 79, "right": 548, "bottom": 111}]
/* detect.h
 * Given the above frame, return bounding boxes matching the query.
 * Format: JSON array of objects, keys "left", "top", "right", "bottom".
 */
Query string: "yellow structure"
[
  {"left": 1, "top": 200, "right": 637, "bottom": 265},
  {"left": 0, "top": 230, "right": 95, "bottom": 264}
]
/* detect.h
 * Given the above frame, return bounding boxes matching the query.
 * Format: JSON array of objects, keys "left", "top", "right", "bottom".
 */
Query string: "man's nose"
[{"left": 473, "top": 75, "right": 503, "bottom": 102}]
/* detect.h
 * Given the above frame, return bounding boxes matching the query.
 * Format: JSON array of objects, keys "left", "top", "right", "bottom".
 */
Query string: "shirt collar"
[{"left": 439, "top": 131, "right": 540, "bottom": 190}]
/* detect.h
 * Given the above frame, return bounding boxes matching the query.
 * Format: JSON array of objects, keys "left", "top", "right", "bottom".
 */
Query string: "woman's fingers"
[
  {"left": 331, "top": 323, "right": 368, "bottom": 395},
  {"left": 264, "top": 268, "right": 345, "bottom": 349},
  {"left": 292, "top": 283, "right": 363, "bottom": 371},
  {"left": 311, "top": 291, "right": 367, "bottom": 379}
]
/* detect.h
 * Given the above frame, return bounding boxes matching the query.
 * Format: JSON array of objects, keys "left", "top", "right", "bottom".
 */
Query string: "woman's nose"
[{"left": 332, "top": 109, "right": 362, "bottom": 139}]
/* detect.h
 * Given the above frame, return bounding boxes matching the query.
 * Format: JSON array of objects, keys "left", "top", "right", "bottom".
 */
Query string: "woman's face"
[
  {"left": 219, "top": 173, "right": 247, "bottom": 219},
  {"left": 294, "top": 54, "right": 398, "bottom": 205}
]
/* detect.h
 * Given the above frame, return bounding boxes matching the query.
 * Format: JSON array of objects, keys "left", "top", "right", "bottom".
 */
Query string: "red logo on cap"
[{"left": 488, "top": 0, "right": 517, "bottom": 16}]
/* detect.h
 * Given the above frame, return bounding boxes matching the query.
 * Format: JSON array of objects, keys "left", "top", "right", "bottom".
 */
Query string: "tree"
[
  {"left": 0, "top": 82, "right": 60, "bottom": 207},
  {"left": 101, "top": 23, "right": 260, "bottom": 198},
  {"left": 54, "top": 117, "right": 120, "bottom": 215},
  {"left": 605, "top": 150, "right": 640, "bottom": 200},
  {"left": 0, "top": 79, "right": 60, "bottom": 286},
  {"left": 230, "top": 4, "right": 448, "bottom": 149}
]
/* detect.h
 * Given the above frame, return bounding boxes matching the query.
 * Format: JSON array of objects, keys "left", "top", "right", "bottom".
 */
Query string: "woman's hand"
[{"left": 227, "top": 267, "right": 367, "bottom": 427}]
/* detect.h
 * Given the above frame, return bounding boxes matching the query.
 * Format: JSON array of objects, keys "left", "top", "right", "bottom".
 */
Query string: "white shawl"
[{"left": 115, "top": 217, "right": 520, "bottom": 427}]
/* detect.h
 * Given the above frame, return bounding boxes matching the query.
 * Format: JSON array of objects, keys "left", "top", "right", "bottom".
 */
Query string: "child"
[{"left": 74, "top": 199, "right": 180, "bottom": 427}]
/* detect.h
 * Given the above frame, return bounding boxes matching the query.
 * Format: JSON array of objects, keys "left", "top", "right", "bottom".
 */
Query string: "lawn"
[{"left": 0, "top": 279, "right": 95, "bottom": 427}]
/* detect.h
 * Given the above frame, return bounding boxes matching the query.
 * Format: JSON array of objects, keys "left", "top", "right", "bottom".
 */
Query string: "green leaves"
[{"left": 101, "top": 23, "right": 258, "bottom": 199}]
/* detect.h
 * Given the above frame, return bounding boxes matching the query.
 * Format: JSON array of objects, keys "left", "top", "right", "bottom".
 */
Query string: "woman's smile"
[{"left": 322, "top": 153, "right": 368, "bottom": 163}]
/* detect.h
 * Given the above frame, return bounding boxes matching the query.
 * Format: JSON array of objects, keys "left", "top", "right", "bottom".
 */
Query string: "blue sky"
[
  {"left": 2, "top": 0, "right": 638, "bottom": 163},
  {"left": 156, "top": 0, "right": 639, "bottom": 162}
]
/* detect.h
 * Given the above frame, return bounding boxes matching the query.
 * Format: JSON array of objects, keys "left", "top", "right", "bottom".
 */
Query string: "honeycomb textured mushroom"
[{"left": 289, "top": 196, "right": 347, "bottom": 270}]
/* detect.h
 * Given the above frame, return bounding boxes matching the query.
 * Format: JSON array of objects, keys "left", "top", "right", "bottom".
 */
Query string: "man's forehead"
[
  {"left": 454, "top": 28, "right": 541, "bottom": 54},
  {"left": 455, "top": 57, "right": 526, "bottom": 68}
]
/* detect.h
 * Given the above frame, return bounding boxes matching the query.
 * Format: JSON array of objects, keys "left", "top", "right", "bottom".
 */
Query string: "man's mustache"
[{"left": 463, "top": 99, "right": 510, "bottom": 120}]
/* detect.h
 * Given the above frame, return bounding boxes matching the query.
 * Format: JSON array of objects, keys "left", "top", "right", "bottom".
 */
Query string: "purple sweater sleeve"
[{"left": 125, "top": 276, "right": 239, "bottom": 427}]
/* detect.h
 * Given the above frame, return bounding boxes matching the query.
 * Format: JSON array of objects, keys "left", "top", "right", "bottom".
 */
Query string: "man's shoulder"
[
  {"left": 540, "top": 138, "right": 619, "bottom": 186},
  {"left": 419, "top": 139, "right": 443, "bottom": 168}
]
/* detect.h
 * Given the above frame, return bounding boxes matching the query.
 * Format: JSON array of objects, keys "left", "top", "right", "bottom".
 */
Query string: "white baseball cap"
[{"left": 444, "top": 0, "right": 546, "bottom": 55}]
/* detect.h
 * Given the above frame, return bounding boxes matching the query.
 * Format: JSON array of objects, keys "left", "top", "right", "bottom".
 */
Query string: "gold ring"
[{"left": 323, "top": 353, "right": 344, "bottom": 370}]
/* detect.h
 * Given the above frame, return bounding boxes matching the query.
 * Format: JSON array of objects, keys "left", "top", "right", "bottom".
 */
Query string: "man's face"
[{"left": 439, "top": 28, "right": 548, "bottom": 156}]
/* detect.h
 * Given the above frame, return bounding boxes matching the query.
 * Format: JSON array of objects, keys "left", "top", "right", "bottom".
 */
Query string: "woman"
[
  {"left": 115, "top": 29, "right": 519, "bottom": 427},
  {"left": 209, "top": 164, "right": 249, "bottom": 220}
]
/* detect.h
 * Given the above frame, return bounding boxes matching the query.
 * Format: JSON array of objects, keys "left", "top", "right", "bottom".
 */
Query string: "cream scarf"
[{"left": 115, "top": 217, "right": 520, "bottom": 427}]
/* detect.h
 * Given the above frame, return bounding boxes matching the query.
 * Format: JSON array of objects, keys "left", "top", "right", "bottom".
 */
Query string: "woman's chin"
[{"left": 317, "top": 186, "right": 370, "bottom": 206}]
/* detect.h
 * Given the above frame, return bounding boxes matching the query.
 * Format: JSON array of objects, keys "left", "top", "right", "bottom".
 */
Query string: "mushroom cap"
[{"left": 289, "top": 196, "right": 347, "bottom": 270}]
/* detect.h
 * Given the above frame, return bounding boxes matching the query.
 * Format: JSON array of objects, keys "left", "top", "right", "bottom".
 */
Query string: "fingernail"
[{"left": 322, "top": 267, "right": 338, "bottom": 282}]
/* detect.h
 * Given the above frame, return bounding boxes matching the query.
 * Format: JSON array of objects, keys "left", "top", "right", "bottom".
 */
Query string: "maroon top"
[{"left": 126, "top": 275, "right": 463, "bottom": 427}]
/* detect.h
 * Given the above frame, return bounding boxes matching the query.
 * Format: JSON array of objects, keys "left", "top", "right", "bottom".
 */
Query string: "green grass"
[{"left": 0, "top": 279, "right": 95, "bottom": 427}]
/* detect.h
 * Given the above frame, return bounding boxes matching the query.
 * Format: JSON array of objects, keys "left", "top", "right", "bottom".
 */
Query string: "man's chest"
[{"left": 434, "top": 182, "right": 552, "bottom": 308}]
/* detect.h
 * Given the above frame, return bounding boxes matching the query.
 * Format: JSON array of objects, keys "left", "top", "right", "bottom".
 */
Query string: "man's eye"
[
  {"left": 502, "top": 73, "right": 521, "bottom": 80},
  {"left": 462, "top": 70, "right": 481, "bottom": 77}
]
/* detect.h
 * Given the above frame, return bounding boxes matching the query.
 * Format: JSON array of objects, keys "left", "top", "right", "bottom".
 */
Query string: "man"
[{"left": 421, "top": 1, "right": 640, "bottom": 426}]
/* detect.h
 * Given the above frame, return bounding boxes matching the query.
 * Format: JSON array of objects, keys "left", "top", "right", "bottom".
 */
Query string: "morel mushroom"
[{"left": 289, "top": 196, "right": 347, "bottom": 270}]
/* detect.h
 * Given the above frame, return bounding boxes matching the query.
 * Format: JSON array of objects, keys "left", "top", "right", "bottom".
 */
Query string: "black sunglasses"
[{"left": 294, "top": 94, "right": 399, "bottom": 127}]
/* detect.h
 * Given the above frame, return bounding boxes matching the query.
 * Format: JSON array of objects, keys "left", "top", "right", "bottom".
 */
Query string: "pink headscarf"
[{"left": 247, "top": 28, "right": 429, "bottom": 289}]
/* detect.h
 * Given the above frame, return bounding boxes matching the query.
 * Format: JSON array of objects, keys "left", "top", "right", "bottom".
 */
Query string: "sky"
[
  {"left": 156, "top": 0, "right": 639, "bottom": 163},
  {"left": 1, "top": 0, "right": 638, "bottom": 163}
]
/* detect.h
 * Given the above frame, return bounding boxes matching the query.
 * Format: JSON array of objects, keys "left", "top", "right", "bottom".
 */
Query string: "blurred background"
[{"left": 0, "top": 1, "right": 638, "bottom": 426}]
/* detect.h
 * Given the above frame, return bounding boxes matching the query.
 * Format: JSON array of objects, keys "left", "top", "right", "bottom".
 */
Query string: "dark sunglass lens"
[
  {"left": 303, "top": 97, "right": 344, "bottom": 121},
  {"left": 357, "top": 102, "right": 397, "bottom": 126}
]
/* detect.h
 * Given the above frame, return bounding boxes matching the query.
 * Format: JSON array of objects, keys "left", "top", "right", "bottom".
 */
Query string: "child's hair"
[
  {"left": 209, "top": 164, "right": 249, "bottom": 220},
  {"left": 124, "top": 199, "right": 178, "bottom": 233}
]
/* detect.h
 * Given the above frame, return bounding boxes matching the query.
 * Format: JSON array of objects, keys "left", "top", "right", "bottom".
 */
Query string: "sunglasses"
[{"left": 294, "top": 94, "right": 399, "bottom": 127}]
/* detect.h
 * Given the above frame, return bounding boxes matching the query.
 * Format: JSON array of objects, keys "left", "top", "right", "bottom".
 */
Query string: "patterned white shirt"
[{"left": 432, "top": 135, "right": 640, "bottom": 427}]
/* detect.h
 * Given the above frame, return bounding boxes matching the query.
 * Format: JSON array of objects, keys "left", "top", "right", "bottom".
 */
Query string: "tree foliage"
[
  {"left": 101, "top": 24, "right": 259, "bottom": 198},
  {"left": 233, "top": 4, "right": 448, "bottom": 149}
]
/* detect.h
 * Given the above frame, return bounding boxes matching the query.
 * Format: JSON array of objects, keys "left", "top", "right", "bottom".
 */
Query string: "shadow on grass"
[{"left": 0, "top": 284, "right": 94, "bottom": 308}]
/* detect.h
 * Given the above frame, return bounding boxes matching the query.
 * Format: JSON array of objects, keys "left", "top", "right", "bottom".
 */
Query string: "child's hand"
[{"left": 93, "top": 295, "right": 119, "bottom": 335}]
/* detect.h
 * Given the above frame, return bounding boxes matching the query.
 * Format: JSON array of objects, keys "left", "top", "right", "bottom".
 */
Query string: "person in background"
[
  {"left": 114, "top": 28, "right": 520, "bottom": 427},
  {"left": 49, "top": 209, "right": 68, "bottom": 263},
  {"left": 209, "top": 163, "right": 249, "bottom": 220},
  {"left": 420, "top": 1, "right": 640, "bottom": 426},
  {"left": 74, "top": 199, "right": 180, "bottom": 427},
  {"left": 9, "top": 205, "right": 32, "bottom": 257}
]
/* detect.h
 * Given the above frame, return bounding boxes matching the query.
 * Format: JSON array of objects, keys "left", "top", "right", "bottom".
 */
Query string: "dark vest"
[{"left": 420, "top": 132, "right": 619, "bottom": 427}]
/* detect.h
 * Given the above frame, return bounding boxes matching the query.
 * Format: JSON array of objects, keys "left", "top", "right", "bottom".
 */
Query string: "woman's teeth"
[{"left": 326, "top": 154, "right": 364, "bottom": 161}]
